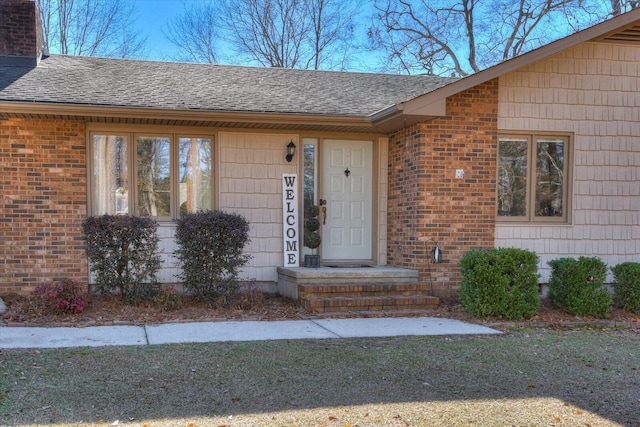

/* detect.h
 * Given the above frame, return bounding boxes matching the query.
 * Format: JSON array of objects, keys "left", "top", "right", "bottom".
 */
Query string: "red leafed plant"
[{"left": 32, "top": 278, "right": 89, "bottom": 315}]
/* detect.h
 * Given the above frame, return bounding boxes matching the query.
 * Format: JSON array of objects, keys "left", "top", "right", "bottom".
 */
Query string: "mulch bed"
[
  {"left": 0, "top": 292, "right": 311, "bottom": 327},
  {"left": 1, "top": 292, "right": 639, "bottom": 329}
]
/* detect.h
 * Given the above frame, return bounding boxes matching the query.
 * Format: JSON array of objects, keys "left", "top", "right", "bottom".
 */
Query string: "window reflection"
[
  {"left": 498, "top": 137, "right": 528, "bottom": 217},
  {"left": 137, "top": 136, "right": 171, "bottom": 217},
  {"left": 179, "top": 137, "right": 213, "bottom": 214},
  {"left": 535, "top": 139, "right": 565, "bottom": 217},
  {"left": 92, "top": 135, "right": 129, "bottom": 215}
]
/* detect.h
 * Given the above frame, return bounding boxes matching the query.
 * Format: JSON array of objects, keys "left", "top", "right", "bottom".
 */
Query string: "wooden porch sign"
[{"left": 282, "top": 174, "right": 299, "bottom": 267}]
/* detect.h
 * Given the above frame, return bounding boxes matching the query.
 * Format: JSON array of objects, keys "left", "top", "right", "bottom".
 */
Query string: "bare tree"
[
  {"left": 165, "top": 0, "right": 359, "bottom": 69},
  {"left": 223, "top": 0, "right": 309, "bottom": 68},
  {"left": 163, "top": 1, "right": 221, "bottom": 63},
  {"left": 369, "top": 0, "right": 603, "bottom": 76},
  {"left": 303, "top": 0, "right": 358, "bottom": 70},
  {"left": 610, "top": 0, "right": 640, "bottom": 15},
  {"left": 36, "top": 0, "right": 146, "bottom": 58}
]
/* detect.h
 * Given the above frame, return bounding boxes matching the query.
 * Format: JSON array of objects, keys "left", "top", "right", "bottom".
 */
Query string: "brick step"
[
  {"left": 302, "top": 295, "right": 440, "bottom": 313},
  {"left": 299, "top": 283, "right": 431, "bottom": 299},
  {"left": 311, "top": 309, "right": 441, "bottom": 319}
]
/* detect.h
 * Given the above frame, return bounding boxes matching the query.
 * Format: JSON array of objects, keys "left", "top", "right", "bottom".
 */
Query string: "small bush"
[
  {"left": 547, "top": 257, "right": 612, "bottom": 318},
  {"left": 82, "top": 215, "right": 161, "bottom": 304},
  {"left": 611, "top": 262, "right": 640, "bottom": 314},
  {"left": 153, "top": 285, "right": 183, "bottom": 311},
  {"left": 175, "top": 210, "right": 251, "bottom": 303},
  {"left": 304, "top": 204, "right": 321, "bottom": 251},
  {"left": 459, "top": 248, "right": 540, "bottom": 319},
  {"left": 32, "top": 279, "right": 89, "bottom": 314},
  {"left": 226, "top": 282, "right": 265, "bottom": 311}
]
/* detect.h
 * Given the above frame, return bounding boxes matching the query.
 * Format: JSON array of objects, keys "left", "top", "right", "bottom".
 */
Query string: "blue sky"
[
  {"left": 134, "top": 0, "right": 187, "bottom": 61},
  {"left": 132, "top": 0, "right": 380, "bottom": 70}
]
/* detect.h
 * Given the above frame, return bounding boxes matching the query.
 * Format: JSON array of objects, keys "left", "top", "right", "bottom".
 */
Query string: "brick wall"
[
  {"left": 0, "top": 118, "right": 88, "bottom": 294},
  {"left": 0, "top": 0, "right": 43, "bottom": 60},
  {"left": 387, "top": 80, "right": 499, "bottom": 296}
]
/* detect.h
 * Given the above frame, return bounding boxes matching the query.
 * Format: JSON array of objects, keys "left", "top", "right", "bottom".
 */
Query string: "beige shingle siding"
[
  {"left": 497, "top": 42, "right": 640, "bottom": 283},
  {"left": 219, "top": 132, "right": 298, "bottom": 283},
  {"left": 156, "top": 224, "right": 181, "bottom": 283}
]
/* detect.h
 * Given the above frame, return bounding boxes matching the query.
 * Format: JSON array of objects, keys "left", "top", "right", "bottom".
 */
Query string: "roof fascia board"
[
  {"left": 0, "top": 102, "right": 374, "bottom": 128},
  {"left": 389, "top": 8, "right": 640, "bottom": 120}
]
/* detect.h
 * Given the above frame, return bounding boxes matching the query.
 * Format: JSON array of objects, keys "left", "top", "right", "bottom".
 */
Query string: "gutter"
[{"left": 0, "top": 102, "right": 377, "bottom": 131}]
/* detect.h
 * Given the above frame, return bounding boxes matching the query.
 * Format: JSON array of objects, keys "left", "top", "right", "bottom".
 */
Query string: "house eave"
[
  {"left": 375, "top": 8, "right": 640, "bottom": 126},
  {"left": 369, "top": 99, "right": 445, "bottom": 133},
  {"left": 0, "top": 102, "right": 387, "bottom": 133}
]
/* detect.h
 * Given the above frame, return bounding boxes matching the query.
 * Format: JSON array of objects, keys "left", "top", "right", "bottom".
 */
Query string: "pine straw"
[
  {"left": 2, "top": 291, "right": 639, "bottom": 328},
  {"left": 0, "top": 292, "right": 311, "bottom": 326}
]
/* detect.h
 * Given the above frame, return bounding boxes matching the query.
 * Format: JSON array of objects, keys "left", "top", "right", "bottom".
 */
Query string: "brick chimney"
[{"left": 0, "top": 0, "right": 46, "bottom": 66}]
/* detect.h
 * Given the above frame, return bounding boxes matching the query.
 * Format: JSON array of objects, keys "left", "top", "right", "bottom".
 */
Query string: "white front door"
[{"left": 321, "top": 139, "right": 373, "bottom": 262}]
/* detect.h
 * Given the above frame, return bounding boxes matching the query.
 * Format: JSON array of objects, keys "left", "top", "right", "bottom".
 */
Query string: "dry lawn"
[{"left": 1, "top": 330, "right": 639, "bottom": 426}]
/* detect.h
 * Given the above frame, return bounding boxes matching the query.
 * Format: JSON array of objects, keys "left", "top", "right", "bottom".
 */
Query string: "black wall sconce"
[{"left": 286, "top": 141, "right": 296, "bottom": 162}]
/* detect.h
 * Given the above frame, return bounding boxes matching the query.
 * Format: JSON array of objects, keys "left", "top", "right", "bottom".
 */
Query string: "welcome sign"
[{"left": 282, "top": 174, "right": 299, "bottom": 267}]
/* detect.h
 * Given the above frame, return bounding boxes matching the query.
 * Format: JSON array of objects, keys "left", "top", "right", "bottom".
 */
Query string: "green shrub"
[
  {"left": 459, "top": 248, "right": 540, "bottom": 319},
  {"left": 32, "top": 278, "right": 89, "bottom": 314},
  {"left": 611, "top": 262, "right": 640, "bottom": 314},
  {"left": 175, "top": 210, "right": 251, "bottom": 303},
  {"left": 547, "top": 257, "right": 612, "bottom": 318},
  {"left": 82, "top": 215, "right": 161, "bottom": 304}
]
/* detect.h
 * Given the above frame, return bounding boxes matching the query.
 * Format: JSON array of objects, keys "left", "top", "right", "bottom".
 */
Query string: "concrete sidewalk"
[{"left": 0, "top": 317, "right": 500, "bottom": 349}]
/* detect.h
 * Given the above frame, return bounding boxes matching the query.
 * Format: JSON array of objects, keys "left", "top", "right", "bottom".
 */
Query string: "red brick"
[
  {"left": 387, "top": 80, "right": 499, "bottom": 296},
  {"left": 0, "top": 118, "right": 88, "bottom": 293}
]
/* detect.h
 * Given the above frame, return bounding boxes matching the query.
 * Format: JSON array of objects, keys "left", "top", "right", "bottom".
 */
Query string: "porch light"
[
  {"left": 286, "top": 141, "right": 296, "bottom": 162},
  {"left": 428, "top": 239, "right": 442, "bottom": 263}
]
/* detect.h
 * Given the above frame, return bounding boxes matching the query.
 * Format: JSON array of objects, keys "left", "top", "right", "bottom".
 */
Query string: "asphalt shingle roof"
[{"left": 0, "top": 55, "right": 456, "bottom": 117}]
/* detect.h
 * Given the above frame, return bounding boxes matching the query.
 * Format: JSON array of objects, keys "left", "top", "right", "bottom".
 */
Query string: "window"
[
  {"left": 91, "top": 132, "right": 213, "bottom": 219},
  {"left": 302, "top": 138, "right": 318, "bottom": 257},
  {"left": 497, "top": 133, "right": 571, "bottom": 223}
]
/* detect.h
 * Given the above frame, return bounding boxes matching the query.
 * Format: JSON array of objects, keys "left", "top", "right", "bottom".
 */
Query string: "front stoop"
[{"left": 277, "top": 266, "right": 439, "bottom": 318}]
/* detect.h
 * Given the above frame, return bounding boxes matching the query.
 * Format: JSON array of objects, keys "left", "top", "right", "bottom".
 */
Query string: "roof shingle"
[{"left": 0, "top": 55, "right": 456, "bottom": 117}]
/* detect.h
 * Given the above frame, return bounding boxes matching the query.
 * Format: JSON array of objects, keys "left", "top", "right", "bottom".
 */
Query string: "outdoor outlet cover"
[{"left": 455, "top": 169, "right": 465, "bottom": 179}]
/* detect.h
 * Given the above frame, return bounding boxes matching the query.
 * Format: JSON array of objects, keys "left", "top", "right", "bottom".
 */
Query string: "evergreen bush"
[
  {"left": 174, "top": 210, "right": 251, "bottom": 303},
  {"left": 611, "top": 262, "right": 640, "bottom": 314},
  {"left": 459, "top": 248, "right": 540, "bottom": 319},
  {"left": 547, "top": 257, "right": 612, "bottom": 318},
  {"left": 304, "top": 204, "right": 321, "bottom": 252},
  {"left": 82, "top": 215, "right": 161, "bottom": 304}
]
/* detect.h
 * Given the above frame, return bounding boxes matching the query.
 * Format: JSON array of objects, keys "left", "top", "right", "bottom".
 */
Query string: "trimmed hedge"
[
  {"left": 547, "top": 257, "right": 612, "bottom": 318},
  {"left": 82, "top": 215, "right": 161, "bottom": 304},
  {"left": 611, "top": 262, "right": 640, "bottom": 314},
  {"left": 174, "top": 210, "right": 251, "bottom": 303},
  {"left": 459, "top": 248, "right": 540, "bottom": 319}
]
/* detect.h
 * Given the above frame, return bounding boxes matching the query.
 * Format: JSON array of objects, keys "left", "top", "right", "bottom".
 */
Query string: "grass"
[{"left": 1, "top": 330, "right": 639, "bottom": 426}]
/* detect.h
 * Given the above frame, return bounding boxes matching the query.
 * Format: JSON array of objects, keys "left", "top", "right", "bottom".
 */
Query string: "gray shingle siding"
[{"left": 0, "top": 55, "right": 456, "bottom": 116}]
